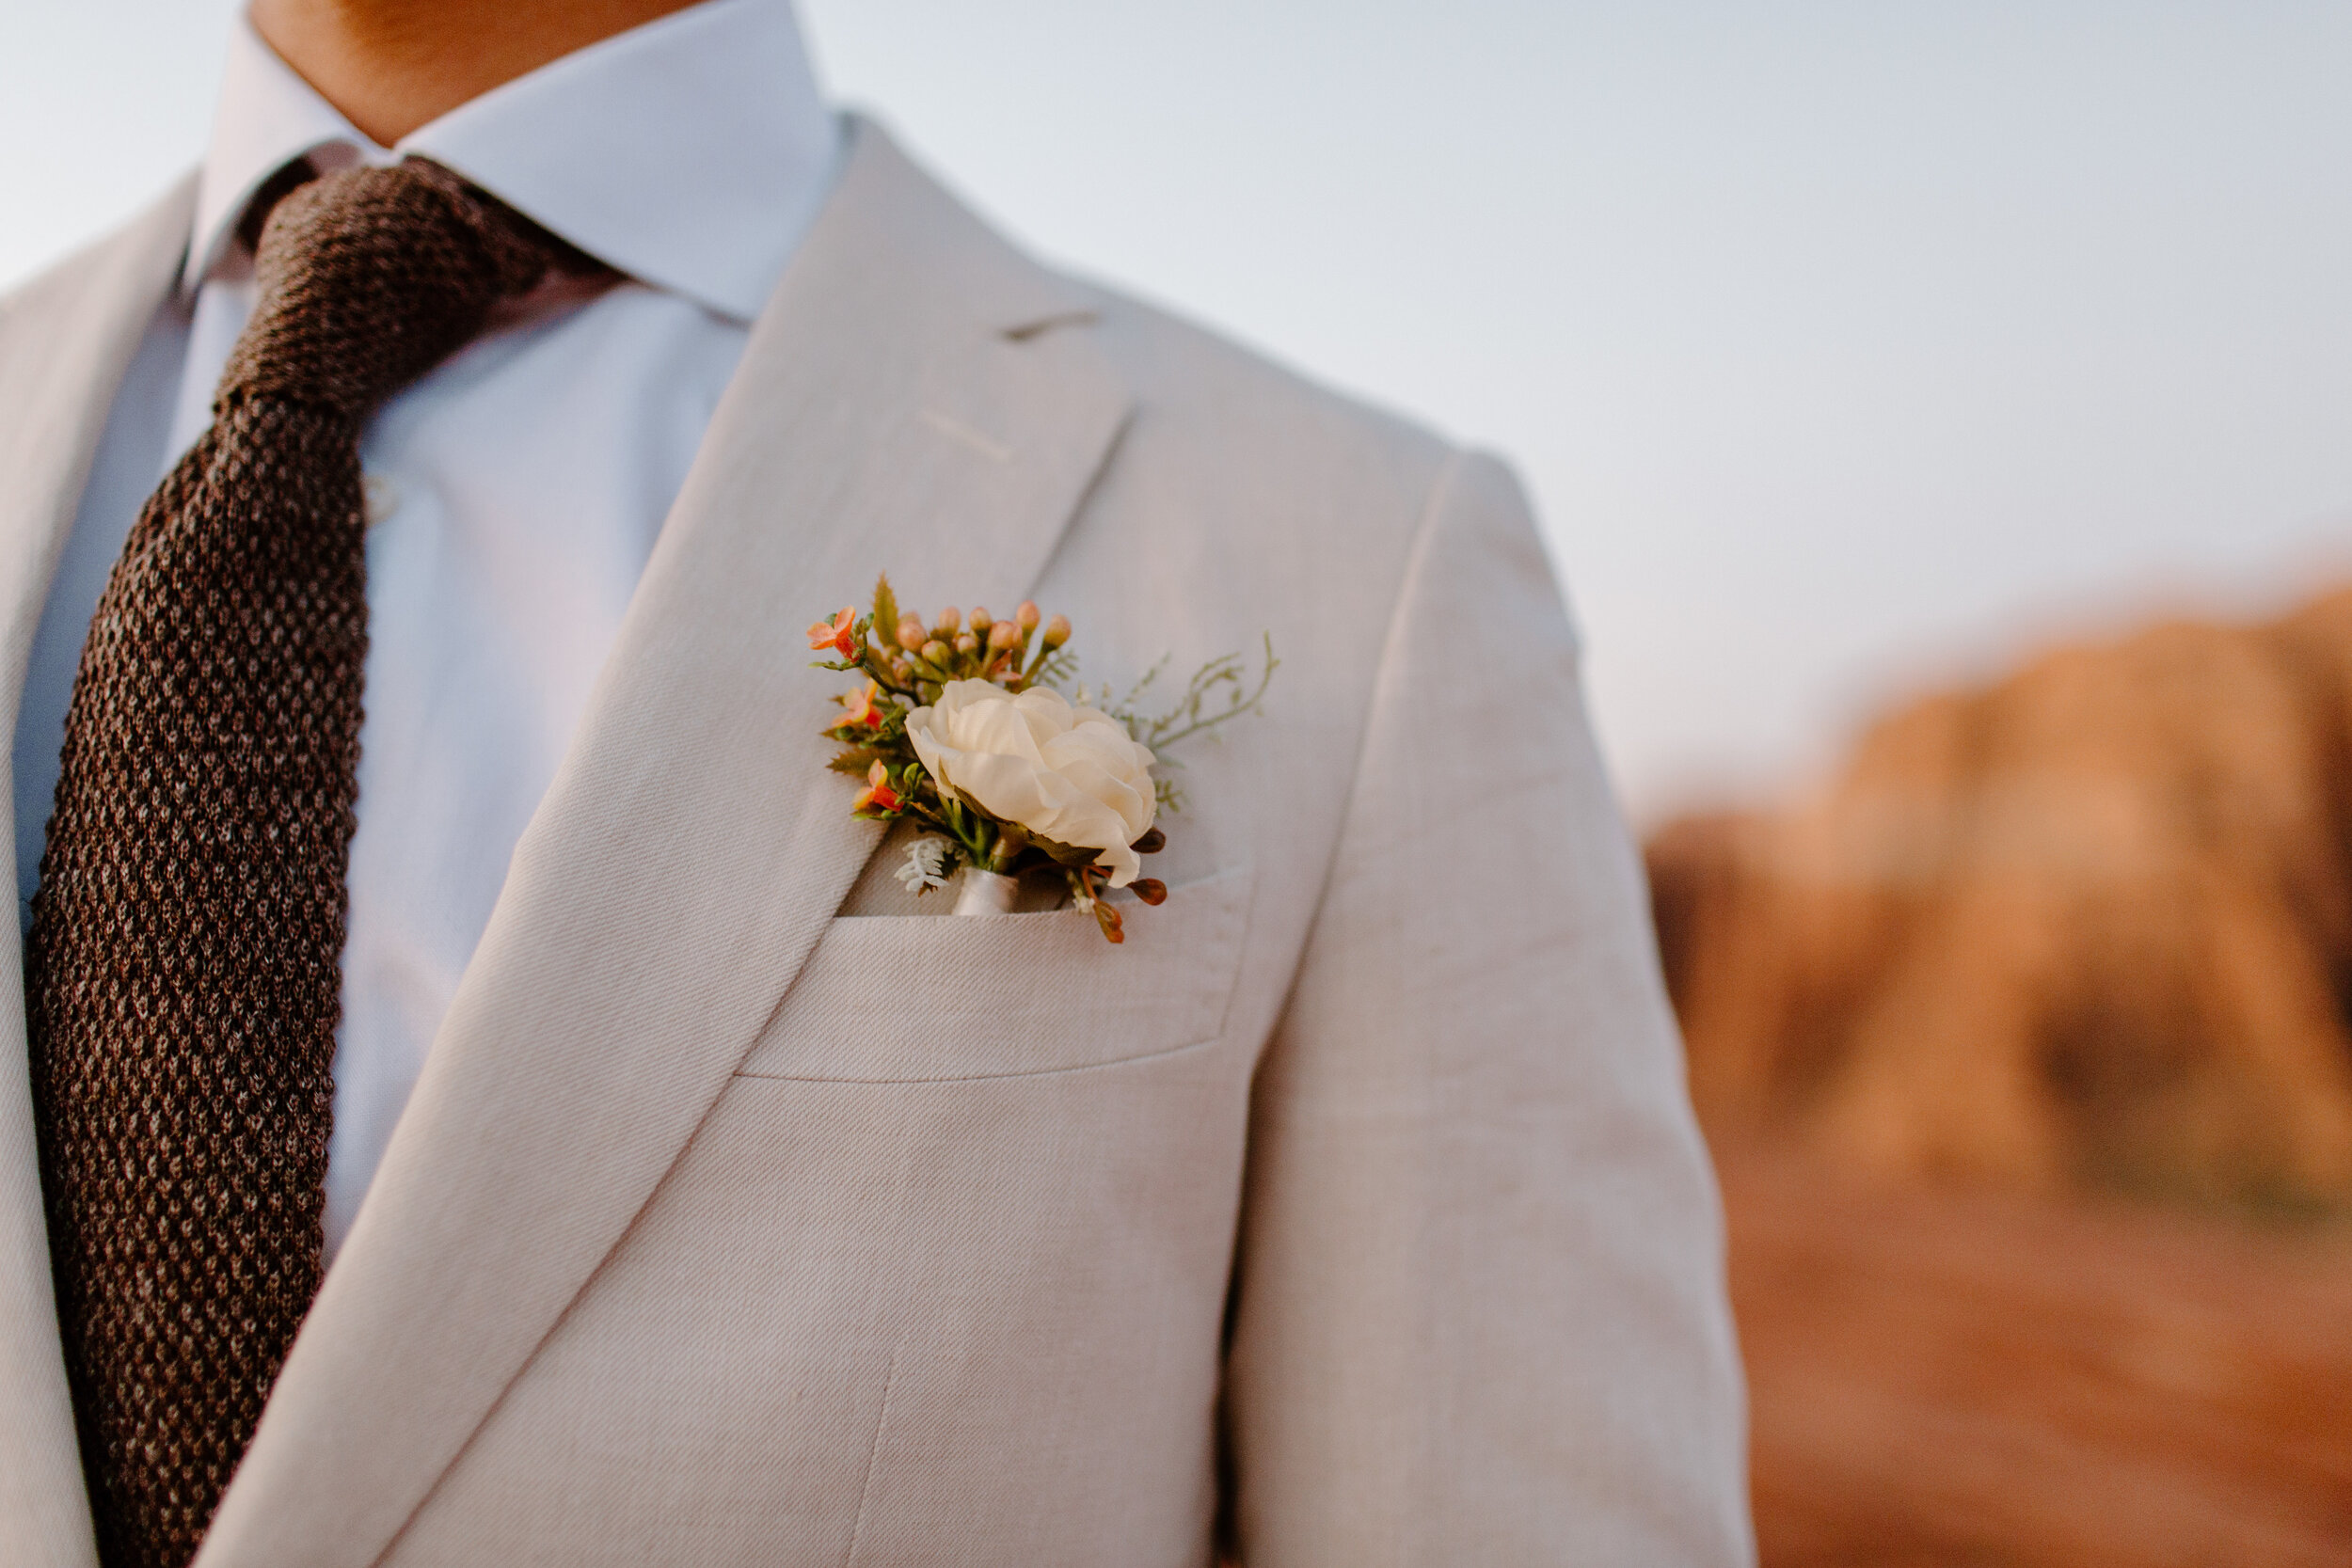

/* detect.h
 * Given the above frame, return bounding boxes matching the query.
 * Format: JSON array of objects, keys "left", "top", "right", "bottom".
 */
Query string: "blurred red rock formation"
[{"left": 1650, "top": 588, "right": 2352, "bottom": 1204}]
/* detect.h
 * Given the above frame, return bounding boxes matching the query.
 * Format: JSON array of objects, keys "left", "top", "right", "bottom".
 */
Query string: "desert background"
[
  {"left": 1655, "top": 586, "right": 2352, "bottom": 1563},
  {"left": 14, "top": 3, "right": 2352, "bottom": 1562}
]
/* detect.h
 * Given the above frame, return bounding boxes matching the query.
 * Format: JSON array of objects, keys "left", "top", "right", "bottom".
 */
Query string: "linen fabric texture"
[
  {"left": 0, "top": 119, "right": 1755, "bottom": 1566},
  {"left": 27, "top": 161, "right": 563, "bottom": 1568}
]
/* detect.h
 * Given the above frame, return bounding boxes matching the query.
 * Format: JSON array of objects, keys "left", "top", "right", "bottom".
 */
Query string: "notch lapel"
[
  {"left": 0, "top": 178, "right": 196, "bottom": 1568},
  {"left": 195, "top": 121, "right": 1133, "bottom": 1568}
]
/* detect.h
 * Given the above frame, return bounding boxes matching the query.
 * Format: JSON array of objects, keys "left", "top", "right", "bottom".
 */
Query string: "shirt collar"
[{"left": 183, "top": 0, "right": 840, "bottom": 323}]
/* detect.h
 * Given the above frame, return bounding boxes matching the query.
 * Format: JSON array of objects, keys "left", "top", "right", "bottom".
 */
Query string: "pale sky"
[{"left": 8, "top": 0, "right": 2352, "bottom": 817}]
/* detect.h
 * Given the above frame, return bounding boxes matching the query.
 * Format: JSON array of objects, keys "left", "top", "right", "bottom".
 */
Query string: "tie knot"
[{"left": 219, "top": 159, "right": 558, "bottom": 420}]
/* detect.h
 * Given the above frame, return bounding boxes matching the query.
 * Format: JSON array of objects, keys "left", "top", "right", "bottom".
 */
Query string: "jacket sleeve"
[{"left": 1223, "top": 451, "right": 1754, "bottom": 1565}]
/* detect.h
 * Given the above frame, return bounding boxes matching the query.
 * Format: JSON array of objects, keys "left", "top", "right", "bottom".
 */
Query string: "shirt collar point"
[{"left": 180, "top": 0, "right": 833, "bottom": 326}]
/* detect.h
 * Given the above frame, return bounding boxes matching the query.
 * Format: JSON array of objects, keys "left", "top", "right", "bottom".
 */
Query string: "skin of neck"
[{"left": 247, "top": 0, "right": 707, "bottom": 147}]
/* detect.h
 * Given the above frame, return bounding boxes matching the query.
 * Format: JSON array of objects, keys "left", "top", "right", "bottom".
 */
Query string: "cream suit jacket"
[{"left": 0, "top": 121, "right": 1752, "bottom": 1567}]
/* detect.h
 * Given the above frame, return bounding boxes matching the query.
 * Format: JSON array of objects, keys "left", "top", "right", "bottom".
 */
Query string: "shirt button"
[{"left": 362, "top": 471, "right": 400, "bottom": 529}]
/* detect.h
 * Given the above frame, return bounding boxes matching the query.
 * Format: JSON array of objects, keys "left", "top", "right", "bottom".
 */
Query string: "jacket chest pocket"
[{"left": 734, "top": 863, "right": 1256, "bottom": 1082}]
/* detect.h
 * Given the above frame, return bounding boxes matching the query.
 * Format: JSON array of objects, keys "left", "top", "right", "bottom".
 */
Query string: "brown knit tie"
[{"left": 26, "top": 159, "right": 561, "bottom": 1568}]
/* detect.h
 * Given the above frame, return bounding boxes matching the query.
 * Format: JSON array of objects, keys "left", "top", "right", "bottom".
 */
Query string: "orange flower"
[
  {"left": 837, "top": 680, "right": 883, "bottom": 728},
  {"left": 853, "top": 759, "right": 903, "bottom": 814},
  {"left": 807, "top": 606, "right": 857, "bottom": 657}
]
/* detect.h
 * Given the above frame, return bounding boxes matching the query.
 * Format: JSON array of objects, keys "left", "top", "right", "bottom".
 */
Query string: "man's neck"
[{"left": 246, "top": 0, "right": 708, "bottom": 147}]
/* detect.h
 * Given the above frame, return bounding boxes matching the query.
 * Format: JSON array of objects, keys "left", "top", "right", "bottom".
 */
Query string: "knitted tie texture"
[{"left": 26, "top": 159, "right": 556, "bottom": 1568}]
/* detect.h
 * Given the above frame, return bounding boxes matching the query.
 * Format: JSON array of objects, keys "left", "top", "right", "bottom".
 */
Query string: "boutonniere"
[{"left": 808, "top": 577, "right": 1275, "bottom": 942}]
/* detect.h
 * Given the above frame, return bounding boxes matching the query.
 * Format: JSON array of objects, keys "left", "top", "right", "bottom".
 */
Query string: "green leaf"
[
  {"left": 828, "top": 747, "right": 881, "bottom": 774},
  {"left": 1027, "top": 831, "right": 1103, "bottom": 868},
  {"left": 872, "top": 574, "right": 899, "bottom": 650}
]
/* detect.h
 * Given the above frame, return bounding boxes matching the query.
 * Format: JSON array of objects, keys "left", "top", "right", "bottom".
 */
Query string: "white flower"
[
  {"left": 905, "top": 679, "right": 1158, "bottom": 886},
  {"left": 894, "top": 836, "right": 955, "bottom": 894}
]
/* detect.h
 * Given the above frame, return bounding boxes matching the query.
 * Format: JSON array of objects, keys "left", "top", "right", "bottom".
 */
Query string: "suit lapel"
[
  {"left": 196, "top": 120, "right": 1133, "bottom": 1568},
  {"left": 0, "top": 178, "right": 195, "bottom": 1568}
]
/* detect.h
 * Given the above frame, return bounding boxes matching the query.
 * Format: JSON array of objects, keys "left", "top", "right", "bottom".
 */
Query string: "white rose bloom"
[{"left": 905, "top": 680, "right": 1158, "bottom": 886}]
